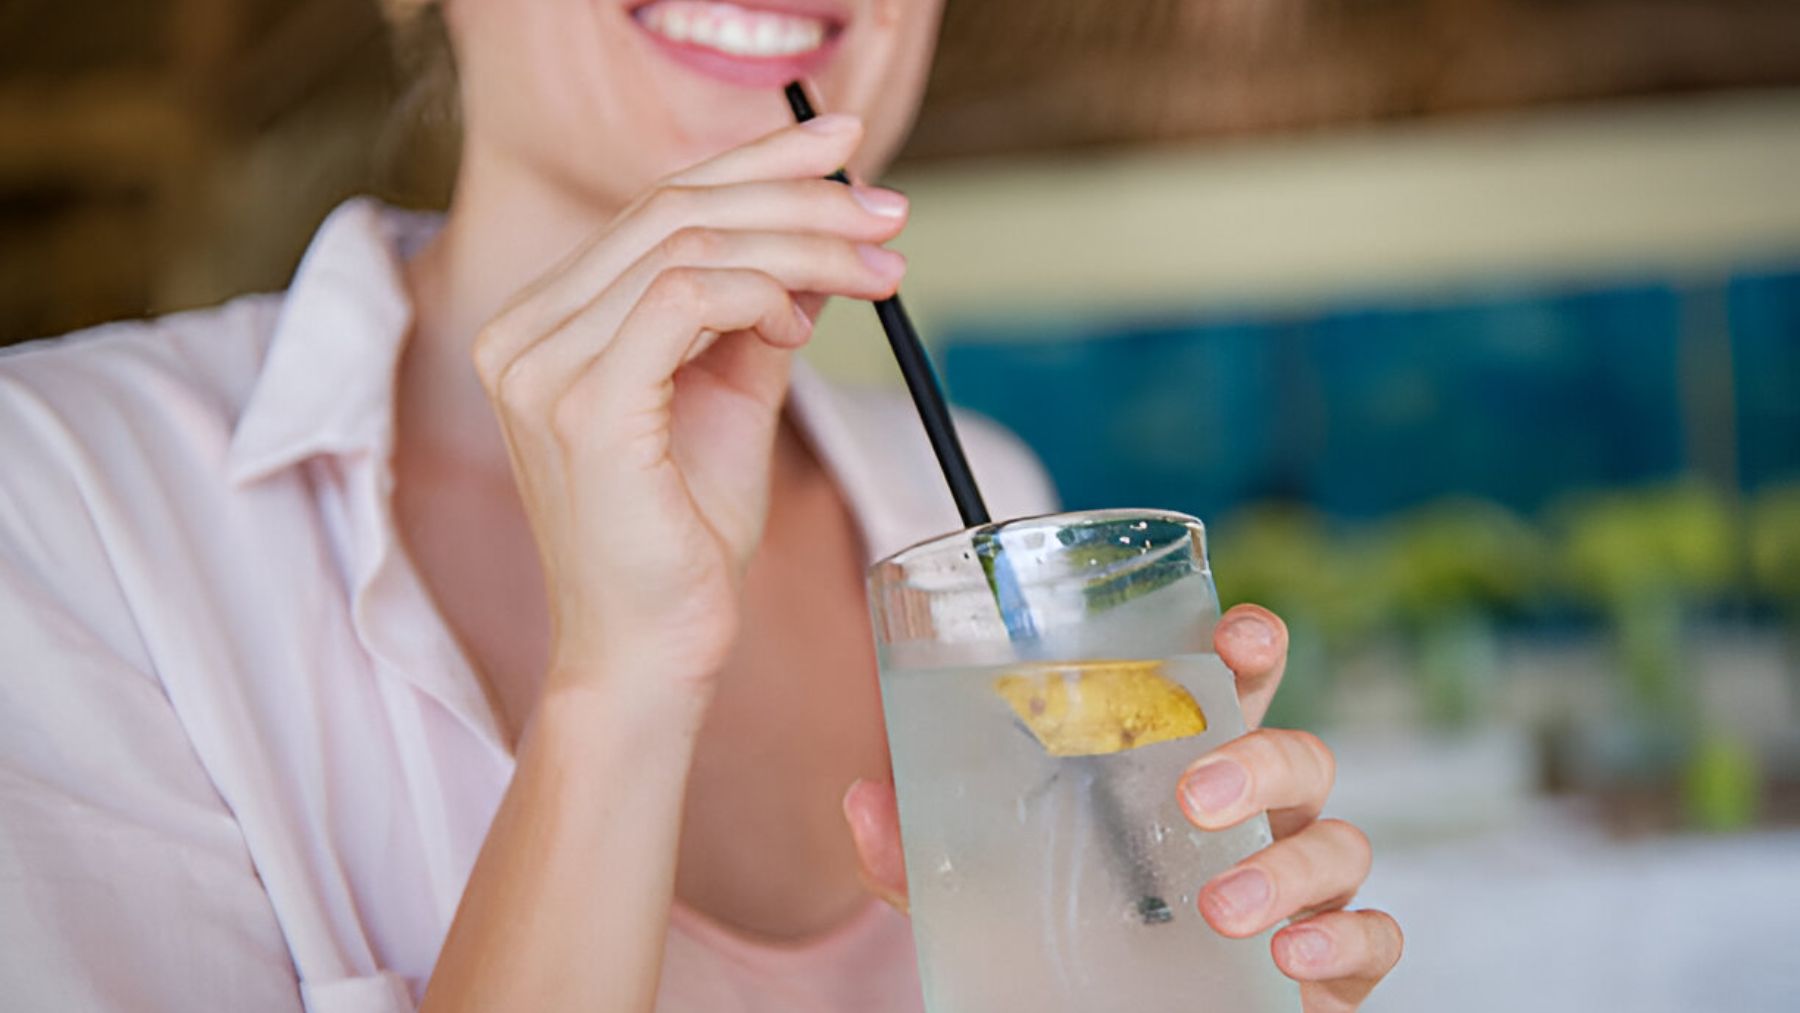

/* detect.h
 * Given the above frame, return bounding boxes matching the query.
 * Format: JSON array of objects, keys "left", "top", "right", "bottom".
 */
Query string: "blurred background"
[{"left": 5, "top": 0, "right": 1799, "bottom": 1008}]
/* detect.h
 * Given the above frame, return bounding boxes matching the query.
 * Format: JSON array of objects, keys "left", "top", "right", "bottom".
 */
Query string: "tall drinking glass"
[{"left": 868, "top": 509, "right": 1301, "bottom": 1012}]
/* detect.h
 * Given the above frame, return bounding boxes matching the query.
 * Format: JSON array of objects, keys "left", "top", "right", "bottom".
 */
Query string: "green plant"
[
  {"left": 1374, "top": 498, "right": 1545, "bottom": 727},
  {"left": 1212, "top": 503, "right": 1387, "bottom": 647},
  {"left": 1683, "top": 731, "right": 1761, "bottom": 832},
  {"left": 1552, "top": 479, "right": 1760, "bottom": 829},
  {"left": 1210, "top": 504, "right": 1376, "bottom": 729},
  {"left": 1557, "top": 480, "right": 1736, "bottom": 607},
  {"left": 1553, "top": 480, "right": 1737, "bottom": 720},
  {"left": 1748, "top": 481, "right": 1800, "bottom": 605},
  {"left": 1747, "top": 480, "right": 1800, "bottom": 726}
]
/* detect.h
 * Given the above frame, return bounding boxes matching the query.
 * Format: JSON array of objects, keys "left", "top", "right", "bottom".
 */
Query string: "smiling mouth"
[{"left": 630, "top": 0, "right": 845, "bottom": 61}]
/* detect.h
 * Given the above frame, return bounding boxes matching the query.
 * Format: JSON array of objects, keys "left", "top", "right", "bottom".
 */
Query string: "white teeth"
[
  {"left": 784, "top": 21, "right": 822, "bottom": 51},
  {"left": 638, "top": 1, "right": 832, "bottom": 58},
  {"left": 751, "top": 17, "right": 781, "bottom": 52},
  {"left": 716, "top": 18, "right": 751, "bottom": 51}
]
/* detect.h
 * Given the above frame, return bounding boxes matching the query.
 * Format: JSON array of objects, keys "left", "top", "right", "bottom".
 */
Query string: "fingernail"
[
  {"left": 1284, "top": 927, "right": 1334, "bottom": 969},
  {"left": 842, "top": 780, "right": 873, "bottom": 834},
  {"left": 1203, "top": 868, "right": 1271, "bottom": 925},
  {"left": 792, "top": 301, "right": 816, "bottom": 335},
  {"left": 1221, "top": 615, "right": 1275, "bottom": 652},
  {"left": 1182, "top": 758, "right": 1247, "bottom": 816},
  {"left": 851, "top": 185, "right": 908, "bottom": 218},
  {"left": 857, "top": 243, "right": 906, "bottom": 280},
  {"left": 802, "top": 112, "right": 859, "bottom": 134}
]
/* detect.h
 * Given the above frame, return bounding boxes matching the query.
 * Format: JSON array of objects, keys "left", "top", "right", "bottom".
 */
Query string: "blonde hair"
[
  {"left": 376, "top": 0, "right": 461, "bottom": 205},
  {"left": 379, "top": 0, "right": 435, "bottom": 25}
]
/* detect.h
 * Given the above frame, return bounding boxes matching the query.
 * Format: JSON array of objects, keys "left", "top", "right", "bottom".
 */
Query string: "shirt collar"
[
  {"left": 786, "top": 356, "right": 908, "bottom": 563},
  {"left": 227, "top": 197, "right": 442, "bottom": 485},
  {"left": 223, "top": 197, "right": 905, "bottom": 557}
]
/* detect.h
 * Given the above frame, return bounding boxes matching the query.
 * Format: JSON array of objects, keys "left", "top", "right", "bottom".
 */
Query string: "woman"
[{"left": 0, "top": 0, "right": 1401, "bottom": 1010}]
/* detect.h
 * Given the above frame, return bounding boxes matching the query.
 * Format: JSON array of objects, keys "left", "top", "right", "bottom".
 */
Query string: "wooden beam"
[
  {"left": 169, "top": 0, "right": 243, "bottom": 91},
  {"left": 0, "top": 79, "right": 196, "bottom": 187},
  {"left": 909, "top": 0, "right": 1800, "bottom": 159}
]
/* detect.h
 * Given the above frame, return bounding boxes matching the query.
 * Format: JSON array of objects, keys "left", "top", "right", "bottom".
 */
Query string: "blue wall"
[
  {"left": 942, "top": 266, "right": 1800, "bottom": 522},
  {"left": 1732, "top": 269, "right": 1800, "bottom": 495}
]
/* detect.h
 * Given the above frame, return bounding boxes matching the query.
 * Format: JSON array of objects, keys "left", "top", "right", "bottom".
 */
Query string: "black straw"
[
  {"left": 784, "top": 80, "right": 1169, "bottom": 926},
  {"left": 783, "top": 81, "right": 990, "bottom": 528}
]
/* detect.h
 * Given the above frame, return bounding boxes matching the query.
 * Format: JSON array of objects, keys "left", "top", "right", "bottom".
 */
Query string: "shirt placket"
[{"left": 329, "top": 448, "right": 514, "bottom": 933}]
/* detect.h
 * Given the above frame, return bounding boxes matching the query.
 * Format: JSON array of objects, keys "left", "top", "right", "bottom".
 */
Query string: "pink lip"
[{"left": 627, "top": 0, "right": 848, "bottom": 90}]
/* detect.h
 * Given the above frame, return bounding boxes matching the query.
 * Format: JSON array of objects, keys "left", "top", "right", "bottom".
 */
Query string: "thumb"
[{"left": 843, "top": 778, "right": 909, "bottom": 914}]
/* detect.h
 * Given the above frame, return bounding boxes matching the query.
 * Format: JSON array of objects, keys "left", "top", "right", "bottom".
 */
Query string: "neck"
[{"left": 400, "top": 143, "right": 625, "bottom": 470}]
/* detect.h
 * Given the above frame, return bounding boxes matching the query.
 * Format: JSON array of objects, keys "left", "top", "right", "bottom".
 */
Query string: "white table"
[{"left": 1354, "top": 806, "right": 1800, "bottom": 1012}]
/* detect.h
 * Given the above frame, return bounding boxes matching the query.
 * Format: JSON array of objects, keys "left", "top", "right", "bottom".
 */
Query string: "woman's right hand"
[
  {"left": 469, "top": 113, "right": 907, "bottom": 703},
  {"left": 427, "top": 116, "right": 912, "bottom": 1013}
]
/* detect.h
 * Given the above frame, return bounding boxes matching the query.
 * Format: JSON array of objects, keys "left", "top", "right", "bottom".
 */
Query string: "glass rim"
[{"left": 871, "top": 508, "right": 1207, "bottom": 590}]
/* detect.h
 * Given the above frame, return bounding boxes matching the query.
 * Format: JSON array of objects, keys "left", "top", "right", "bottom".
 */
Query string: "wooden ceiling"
[
  {"left": 3, "top": 0, "right": 1798, "bottom": 344},
  {"left": 911, "top": 0, "right": 1800, "bottom": 158}
]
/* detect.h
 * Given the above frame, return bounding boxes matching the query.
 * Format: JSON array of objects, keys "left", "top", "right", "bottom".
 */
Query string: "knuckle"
[
  {"left": 1348, "top": 910, "right": 1405, "bottom": 974},
  {"left": 659, "top": 224, "right": 723, "bottom": 264},
  {"left": 647, "top": 266, "right": 707, "bottom": 308},
  {"left": 493, "top": 357, "right": 545, "bottom": 415},
  {"left": 1276, "top": 834, "right": 1322, "bottom": 888},
  {"left": 1289, "top": 729, "right": 1337, "bottom": 786},
  {"left": 1233, "top": 728, "right": 1287, "bottom": 776},
  {"left": 1317, "top": 818, "right": 1373, "bottom": 870},
  {"left": 470, "top": 322, "right": 515, "bottom": 387},
  {"left": 644, "top": 184, "right": 697, "bottom": 223},
  {"left": 549, "top": 388, "right": 595, "bottom": 444},
  {"left": 751, "top": 270, "right": 790, "bottom": 305}
]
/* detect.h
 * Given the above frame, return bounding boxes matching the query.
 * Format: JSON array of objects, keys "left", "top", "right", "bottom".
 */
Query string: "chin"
[{"left": 476, "top": 0, "right": 921, "bottom": 208}]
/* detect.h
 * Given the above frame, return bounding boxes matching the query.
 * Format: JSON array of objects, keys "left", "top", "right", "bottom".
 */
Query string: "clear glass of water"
[{"left": 867, "top": 509, "right": 1301, "bottom": 1012}]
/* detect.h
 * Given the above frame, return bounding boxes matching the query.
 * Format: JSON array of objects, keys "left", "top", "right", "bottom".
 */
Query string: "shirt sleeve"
[
  {"left": 951, "top": 409, "right": 1063, "bottom": 520},
  {"left": 0, "top": 489, "right": 305, "bottom": 1011}
]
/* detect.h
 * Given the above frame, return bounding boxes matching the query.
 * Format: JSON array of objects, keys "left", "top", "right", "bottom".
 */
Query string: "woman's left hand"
[{"left": 844, "top": 603, "right": 1403, "bottom": 1012}]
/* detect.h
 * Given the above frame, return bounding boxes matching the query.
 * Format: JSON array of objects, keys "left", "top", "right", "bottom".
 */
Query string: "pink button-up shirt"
[{"left": 0, "top": 199, "right": 1055, "bottom": 1013}]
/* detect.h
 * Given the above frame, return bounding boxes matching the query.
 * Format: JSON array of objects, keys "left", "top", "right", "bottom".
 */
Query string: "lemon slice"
[{"left": 994, "top": 660, "right": 1207, "bottom": 757}]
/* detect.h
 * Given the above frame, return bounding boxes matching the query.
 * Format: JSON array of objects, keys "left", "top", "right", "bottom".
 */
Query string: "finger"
[
  {"left": 1178, "top": 727, "right": 1335, "bottom": 836},
  {"left": 495, "top": 229, "right": 904, "bottom": 407},
  {"left": 523, "top": 178, "right": 904, "bottom": 338},
  {"left": 843, "top": 779, "right": 909, "bottom": 913},
  {"left": 669, "top": 113, "right": 864, "bottom": 187},
  {"left": 1214, "top": 604, "right": 1289, "bottom": 728},
  {"left": 473, "top": 175, "right": 904, "bottom": 386},
  {"left": 531, "top": 267, "right": 809, "bottom": 451},
  {"left": 1274, "top": 909, "right": 1404, "bottom": 1011},
  {"left": 588, "top": 267, "right": 811, "bottom": 408},
  {"left": 624, "top": 227, "right": 906, "bottom": 307},
  {"left": 471, "top": 105, "right": 872, "bottom": 374},
  {"left": 1198, "top": 818, "right": 1372, "bottom": 938}
]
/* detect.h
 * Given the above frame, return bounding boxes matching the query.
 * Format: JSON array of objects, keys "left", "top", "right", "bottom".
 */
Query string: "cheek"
[
  {"left": 829, "top": 0, "right": 944, "bottom": 177},
  {"left": 455, "top": 0, "right": 699, "bottom": 202}
]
